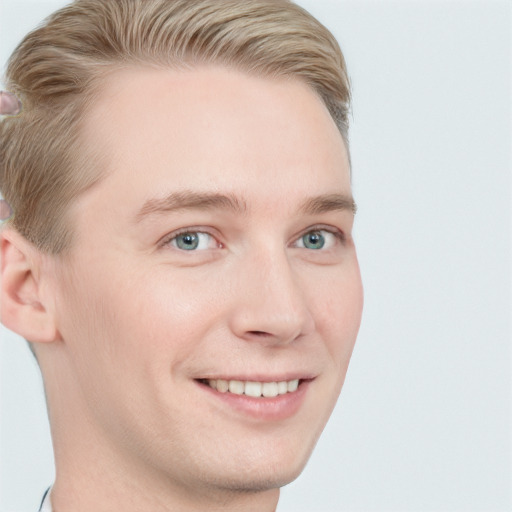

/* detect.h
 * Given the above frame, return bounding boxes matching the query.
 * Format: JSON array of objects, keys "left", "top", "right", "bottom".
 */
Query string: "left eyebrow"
[
  {"left": 134, "top": 190, "right": 248, "bottom": 223},
  {"left": 298, "top": 193, "right": 357, "bottom": 215}
]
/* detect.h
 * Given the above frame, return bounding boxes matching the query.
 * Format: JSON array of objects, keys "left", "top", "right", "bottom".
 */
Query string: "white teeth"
[
  {"left": 287, "top": 379, "right": 299, "bottom": 392},
  {"left": 216, "top": 379, "right": 229, "bottom": 393},
  {"left": 262, "top": 382, "right": 279, "bottom": 398},
  {"left": 244, "top": 381, "right": 262, "bottom": 397},
  {"left": 228, "top": 380, "right": 244, "bottom": 395},
  {"left": 277, "top": 381, "right": 288, "bottom": 394},
  {"left": 204, "top": 378, "right": 301, "bottom": 397}
]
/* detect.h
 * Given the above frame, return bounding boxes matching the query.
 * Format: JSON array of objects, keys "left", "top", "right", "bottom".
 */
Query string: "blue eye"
[
  {"left": 302, "top": 231, "right": 325, "bottom": 249},
  {"left": 296, "top": 230, "right": 338, "bottom": 250},
  {"left": 170, "top": 232, "right": 216, "bottom": 251}
]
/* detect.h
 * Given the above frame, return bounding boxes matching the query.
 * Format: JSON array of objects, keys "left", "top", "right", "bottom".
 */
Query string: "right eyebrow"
[
  {"left": 298, "top": 193, "right": 357, "bottom": 216},
  {"left": 134, "top": 190, "right": 248, "bottom": 223}
]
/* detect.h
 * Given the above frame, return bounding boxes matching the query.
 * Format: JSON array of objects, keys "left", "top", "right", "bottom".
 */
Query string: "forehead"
[{"left": 78, "top": 66, "right": 350, "bottom": 217}]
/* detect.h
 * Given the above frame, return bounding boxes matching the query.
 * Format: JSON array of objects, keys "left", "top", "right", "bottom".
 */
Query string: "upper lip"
[{"left": 196, "top": 373, "right": 316, "bottom": 382}]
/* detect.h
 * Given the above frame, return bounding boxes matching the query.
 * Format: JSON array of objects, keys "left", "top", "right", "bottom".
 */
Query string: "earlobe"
[{"left": 0, "top": 228, "right": 59, "bottom": 344}]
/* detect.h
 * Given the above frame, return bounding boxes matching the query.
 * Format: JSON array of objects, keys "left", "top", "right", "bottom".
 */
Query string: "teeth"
[
  {"left": 204, "top": 378, "right": 300, "bottom": 397},
  {"left": 262, "top": 382, "right": 279, "bottom": 398},
  {"left": 245, "top": 381, "right": 262, "bottom": 397},
  {"left": 287, "top": 379, "right": 299, "bottom": 392},
  {"left": 216, "top": 379, "right": 229, "bottom": 393},
  {"left": 277, "top": 381, "right": 288, "bottom": 394},
  {"left": 228, "top": 380, "right": 244, "bottom": 395}
]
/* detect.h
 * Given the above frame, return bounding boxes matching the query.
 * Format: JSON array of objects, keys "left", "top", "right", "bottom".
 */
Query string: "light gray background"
[{"left": 1, "top": 1, "right": 510, "bottom": 511}]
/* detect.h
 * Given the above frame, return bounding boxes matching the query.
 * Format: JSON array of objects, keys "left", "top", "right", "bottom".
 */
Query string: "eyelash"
[
  {"left": 159, "top": 225, "right": 346, "bottom": 251},
  {"left": 159, "top": 227, "right": 222, "bottom": 250},
  {"left": 294, "top": 227, "right": 346, "bottom": 250}
]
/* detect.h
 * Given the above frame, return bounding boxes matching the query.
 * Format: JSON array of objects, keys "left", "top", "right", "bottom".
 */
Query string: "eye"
[
  {"left": 168, "top": 231, "right": 218, "bottom": 251},
  {"left": 295, "top": 229, "right": 339, "bottom": 250}
]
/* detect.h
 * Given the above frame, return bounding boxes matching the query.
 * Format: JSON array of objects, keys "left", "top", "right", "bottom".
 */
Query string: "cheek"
[
  {"left": 102, "top": 264, "right": 228, "bottom": 366},
  {"left": 309, "top": 263, "right": 363, "bottom": 364},
  {"left": 57, "top": 253, "right": 229, "bottom": 364}
]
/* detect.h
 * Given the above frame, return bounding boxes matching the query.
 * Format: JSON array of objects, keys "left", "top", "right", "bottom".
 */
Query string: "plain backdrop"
[{"left": 1, "top": 1, "right": 510, "bottom": 511}]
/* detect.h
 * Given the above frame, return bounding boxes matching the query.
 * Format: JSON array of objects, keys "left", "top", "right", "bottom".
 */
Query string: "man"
[{"left": 0, "top": 1, "right": 363, "bottom": 510}]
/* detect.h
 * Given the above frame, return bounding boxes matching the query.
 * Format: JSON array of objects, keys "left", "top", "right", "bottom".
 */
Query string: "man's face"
[{"left": 48, "top": 66, "right": 363, "bottom": 497}]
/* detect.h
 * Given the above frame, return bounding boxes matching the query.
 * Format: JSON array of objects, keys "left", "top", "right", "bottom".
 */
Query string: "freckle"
[{"left": 0, "top": 199, "right": 13, "bottom": 221}]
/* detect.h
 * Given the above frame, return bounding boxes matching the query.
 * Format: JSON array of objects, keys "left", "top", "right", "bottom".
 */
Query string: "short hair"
[{"left": 0, "top": 0, "right": 351, "bottom": 254}]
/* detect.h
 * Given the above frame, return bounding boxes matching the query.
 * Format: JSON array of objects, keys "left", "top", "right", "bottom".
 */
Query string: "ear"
[{"left": 1, "top": 228, "right": 59, "bottom": 343}]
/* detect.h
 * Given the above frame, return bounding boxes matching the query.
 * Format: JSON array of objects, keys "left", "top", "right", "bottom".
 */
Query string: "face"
[{"left": 47, "top": 66, "right": 363, "bottom": 499}]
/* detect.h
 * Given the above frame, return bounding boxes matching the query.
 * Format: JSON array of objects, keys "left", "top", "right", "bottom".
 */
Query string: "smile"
[
  {"left": 200, "top": 378, "right": 300, "bottom": 398},
  {"left": 196, "top": 376, "right": 312, "bottom": 421}
]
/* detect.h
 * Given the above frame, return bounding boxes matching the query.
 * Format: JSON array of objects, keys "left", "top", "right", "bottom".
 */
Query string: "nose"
[{"left": 228, "top": 248, "right": 316, "bottom": 345}]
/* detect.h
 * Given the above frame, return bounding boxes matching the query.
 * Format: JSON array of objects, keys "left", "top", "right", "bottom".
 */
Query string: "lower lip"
[{"left": 196, "top": 379, "right": 312, "bottom": 421}]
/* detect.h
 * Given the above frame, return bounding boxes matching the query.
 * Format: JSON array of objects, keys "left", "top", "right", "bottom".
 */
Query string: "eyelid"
[
  {"left": 157, "top": 224, "right": 346, "bottom": 250},
  {"left": 159, "top": 227, "right": 222, "bottom": 249},
  {"left": 292, "top": 225, "right": 346, "bottom": 246}
]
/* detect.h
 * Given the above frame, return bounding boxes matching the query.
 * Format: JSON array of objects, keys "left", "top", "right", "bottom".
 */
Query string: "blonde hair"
[{"left": 0, "top": 0, "right": 351, "bottom": 253}]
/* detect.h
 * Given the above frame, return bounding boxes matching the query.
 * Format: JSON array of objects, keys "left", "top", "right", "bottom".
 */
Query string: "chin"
[
  {"left": 202, "top": 462, "right": 307, "bottom": 495},
  {"left": 197, "top": 434, "right": 318, "bottom": 494}
]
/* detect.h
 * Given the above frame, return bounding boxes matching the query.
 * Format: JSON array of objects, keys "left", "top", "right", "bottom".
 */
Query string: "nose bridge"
[{"left": 229, "top": 243, "right": 315, "bottom": 344}]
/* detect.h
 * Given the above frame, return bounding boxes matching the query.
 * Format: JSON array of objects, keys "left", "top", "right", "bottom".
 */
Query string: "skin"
[
  {"left": 0, "top": 90, "right": 22, "bottom": 116},
  {"left": 1, "top": 66, "right": 363, "bottom": 512}
]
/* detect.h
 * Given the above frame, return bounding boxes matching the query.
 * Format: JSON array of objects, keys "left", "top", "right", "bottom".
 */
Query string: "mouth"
[
  {"left": 195, "top": 376, "right": 313, "bottom": 421},
  {"left": 196, "top": 378, "right": 302, "bottom": 398}
]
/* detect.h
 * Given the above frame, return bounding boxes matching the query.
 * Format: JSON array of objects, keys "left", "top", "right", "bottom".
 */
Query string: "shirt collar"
[{"left": 38, "top": 487, "right": 53, "bottom": 512}]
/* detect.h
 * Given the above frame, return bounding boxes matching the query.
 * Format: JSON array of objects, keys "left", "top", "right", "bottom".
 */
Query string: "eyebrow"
[
  {"left": 135, "top": 191, "right": 247, "bottom": 222},
  {"left": 134, "top": 190, "right": 356, "bottom": 223},
  {"left": 299, "top": 193, "right": 357, "bottom": 215}
]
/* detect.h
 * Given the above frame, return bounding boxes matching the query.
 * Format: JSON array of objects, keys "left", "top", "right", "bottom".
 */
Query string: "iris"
[
  {"left": 302, "top": 231, "right": 325, "bottom": 250},
  {"left": 175, "top": 232, "right": 200, "bottom": 250}
]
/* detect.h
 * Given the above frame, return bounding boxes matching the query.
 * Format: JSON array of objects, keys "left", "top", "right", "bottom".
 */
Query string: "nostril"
[{"left": 248, "top": 331, "right": 272, "bottom": 337}]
